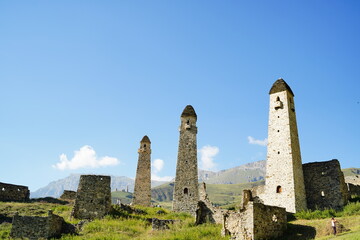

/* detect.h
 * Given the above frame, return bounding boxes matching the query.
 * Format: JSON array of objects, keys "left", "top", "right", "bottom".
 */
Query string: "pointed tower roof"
[
  {"left": 141, "top": 135, "right": 151, "bottom": 143},
  {"left": 181, "top": 105, "right": 197, "bottom": 118},
  {"left": 269, "top": 78, "right": 294, "bottom": 96}
]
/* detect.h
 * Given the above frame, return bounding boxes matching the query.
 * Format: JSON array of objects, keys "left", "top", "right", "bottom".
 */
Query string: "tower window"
[
  {"left": 186, "top": 120, "right": 190, "bottom": 125},
  {"left": 276, "top": 96, "right": 280, "bottom": 101},
  {"left": 277, "top": 151, "right": 280, "bottom": 154},
  {"left": 184, "top": 188, "right": 188, "bottom": 195},
  {"left": 144, "top": 144, "right": 146, "bottom": 148},
  {"left": 276, "top": 186, "right": 282, "bottom": 193},
  {"left": 277, "top": 130, "right": 280, "bottom": 132}
]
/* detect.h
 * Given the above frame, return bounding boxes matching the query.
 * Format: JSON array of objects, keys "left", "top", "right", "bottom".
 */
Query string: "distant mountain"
[
  {"left": 151, "top": 180, "right": 265, "bottom": 206},
  {"left": 198, "top": 160, "right": 266, "bottom": 184},
  {"left": 31, "top": 174, "right": 166, "bottom": 198}
]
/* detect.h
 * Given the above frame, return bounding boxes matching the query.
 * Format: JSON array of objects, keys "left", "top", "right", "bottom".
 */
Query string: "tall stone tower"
[
  {"left": 132, "top": 135, "right": 151, "bottom": 207},
  {"left": 173, "top": 105, "right": 199, "bottom": 215},
  {"left": 263, "top": 78, "right": 307, "bottom": 213}
]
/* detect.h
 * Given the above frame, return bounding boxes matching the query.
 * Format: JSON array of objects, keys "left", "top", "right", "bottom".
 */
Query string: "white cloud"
[
  {"left": 151, "top": 174, "right": 173, "bottom": 182},
  {"left": 152, "top": 159, "right": 164, "bottom": 173},
  {"left": 248, "top": 136, "right": 268, "bottom": 146},
  {"left": 53, "top": 145, "right": 119, "bottom": 170},
  {"left": 151, "top": 159, "right": 173, "bottom": 182},
  {"left": 199, "top": 145, "right": 219, "bottom": 171}
]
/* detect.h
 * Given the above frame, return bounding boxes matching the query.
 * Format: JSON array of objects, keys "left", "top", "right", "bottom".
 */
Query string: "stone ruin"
[
  {"left": 71, "top": 175, "right": 111, "bottom": 220},
  {"left": 347, "top": 183, "right": 360, "bottom": 196},
  {"left": 303, "top": 159, "right": 349, "bottom": 210},
  {"left": 10, "top": 210, "right": 65, "bottom": 239},
  {"left": 60, "top": 190, "right": 77, "bottom": 200},
  {"left": 0, "top": 182, "right": 29, "bottom": 202},
  {"left": 195, "top": 184, "right": 287, "bottom": 240},
  {"left": 195, "top": 182, "right": 226, "bottom": 225}
]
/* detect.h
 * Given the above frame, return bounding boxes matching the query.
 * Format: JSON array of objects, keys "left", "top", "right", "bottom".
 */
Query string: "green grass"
[{"left": 294, "top": 202, "right": 360, "bottom": 220}]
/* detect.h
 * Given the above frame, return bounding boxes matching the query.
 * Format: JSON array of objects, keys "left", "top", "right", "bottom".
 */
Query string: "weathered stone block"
[
  {"left": 71, "top": 175, "right": 111, "bottom": 220},
  {"left": 0, "top": 182, "right": 29, "bottom": 202},
  {"left": 303, "top": 159, "right": 349, "bottom": 210},
  {"left": 60, "top": 190, "right": 76, "bottom": 200},
  {"left": 10, "top": 211, "right": 64, "bottom": 239}
]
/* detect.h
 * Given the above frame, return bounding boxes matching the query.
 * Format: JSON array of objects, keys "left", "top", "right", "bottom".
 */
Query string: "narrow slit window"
[
  {"left": 184, "top": 188, "right": 188, "bottom": 195},
  {"left": 276, "top": 186, "right": 282, "bottom": 193}
]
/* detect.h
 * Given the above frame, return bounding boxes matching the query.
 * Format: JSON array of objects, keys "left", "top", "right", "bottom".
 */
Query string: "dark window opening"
[
  {"left": 277, "top": 151, "right": 280, "bottom": 154},
  {"left": 187, "top": 120, "right": 190, "bottom": 124},
  {"left": 184, "top": 188, "right": 188, "bottom": 195},
  {"left": 276, "top": 186, "right": 282, "bottom": 193},
  {"left": 144, "top": 144, "right": 146, "bottom": 148},
  {"left": 277, "top": 116, "right": 280, "bottom": 118},
  {"left": 277, "top": 130, "right": 280, "bottom": 132},
  {"left": 276, "top": 96, "right": 280, "bottom": 101}
]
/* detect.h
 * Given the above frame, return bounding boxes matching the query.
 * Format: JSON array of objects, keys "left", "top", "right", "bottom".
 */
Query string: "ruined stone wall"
[
  {"left": 345, "top": 175, "right": 360, "bottom": 186},
  {"left": 303, "top": 159, "right": 349, "bottom": 210},
  {"left": 173, "top": 105, "right": 199, "bottom": 215},
  {"left": 10, "top": 211, "right": 64, "bottom": 239},
  {"left": 196, "top": 182, "right": 226, "bottom": 225},
  {"left": 222, "top": 188, "right": 287, "bottom": 240},
  {"left": 348, "top": 183, "right": 360, "bottom": 196},
  {"left": 0, "top": 182, "right": 29, "bottom": 202},
  {"left": 60, "top": 190, "right": 76, "bottom": 200},
  {"left": 133, "top": 136, "right": 152, "bottom": 207},
  {"left": 263, "top": 80, "right": 307, "bottom": 213},
  {"left": 253, "top": 202, "right": 287, "bottom": 239},
  {"left": 222, "top": 202, "right": 287, "bottom": 240},
  {"left": 72, "top": 175, "right": 111, "bottom": 219}
]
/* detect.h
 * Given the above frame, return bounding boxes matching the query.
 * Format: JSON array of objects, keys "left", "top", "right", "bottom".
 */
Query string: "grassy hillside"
[
  {"left": 1, "top": 200, "right": 360, "bottom": 239},
  {"left": 342, "top": 168, "right": 360, "bottom": 177},
  {"left": 150, "top": 180, "right": 264, "bottom": 207},
  {"left": 111, "top": 191, "right": 133, "bottom": 205}
]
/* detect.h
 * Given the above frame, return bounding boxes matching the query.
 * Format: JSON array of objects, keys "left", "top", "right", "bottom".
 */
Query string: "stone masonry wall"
[
  {"left": 222, "top": 202, "right": 287, "bottom": 240},
  {"left": 303, "top": 159, "right": 349, "bottom": 210},
  {"left": 0, "top": 182, "right": 29, "bottom": 202},
  {"left": 10, "top": 211, "right": 64, "bottom": 239},
  {"left": 222, "top": 189, "right": 287, "bottom": 240},
  {"left": 60, "top": 190, "right": 77, "bottom": 200},
  {"left": 263, "top": 80, "right": 307, "bottom": 213},
  {"left": 345, "top": 175, "right": 360, "bottom": 186},
  {"left": 348, "top": 183, "right": 360, "bottom": 196},
  {"left": 133, "top": 136, "right": 152, "bottom": 207},
  {"left": 173, "top": 105, "right": 199, "bottom": 215},
  {"left": 72, "top": 175, "right": 111, "bottom": 220},
  {"left": 196, "top": 182, "right": 226, "bottom": 225},
  {"left": 253, "top": 202, "right": 287, "bottom": 239}
]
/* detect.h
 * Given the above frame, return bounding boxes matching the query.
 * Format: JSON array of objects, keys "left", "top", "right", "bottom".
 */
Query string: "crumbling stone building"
[
  {"left": 10, "top": 210, "right": 65, "bottom": 239},
  {"left": 60, "top": 190, "right": 77, "bottom": 200},
  {"left": 262, "top": 79, "right": 307, "bottom": 213},
  {"left": 173, "top": 105, "right": 199, "bottom": 215},
  {"left": 303, "top": 159, "right": 349, "bottom": 210},
  {"left": 132, "top": 135, "right": 152, "bottom": 207},
  {"left": 196, "top": 186, "right": 287, "bottom": 240},
  {"left": 72, "top": 175, "right": 111, "bottom": 220},
  {"left": 0, "top": 182, "right": 29, "bottom": 202}
]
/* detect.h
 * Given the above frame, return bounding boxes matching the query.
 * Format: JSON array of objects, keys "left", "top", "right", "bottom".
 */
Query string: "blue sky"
[{"left": 1, "top": 1, "right": 359, "bottom": 192}]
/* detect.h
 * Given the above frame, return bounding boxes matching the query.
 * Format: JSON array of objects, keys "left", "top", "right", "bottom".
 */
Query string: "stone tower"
[
  {"left": 173, "top": 105, "right": 199, "bottom": 215},
  {"left": 132, "top": 135, "right": 151, "bottom": 207},
  {"left": 263, "top": 79, "right": 307, "bottom": 213}
]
